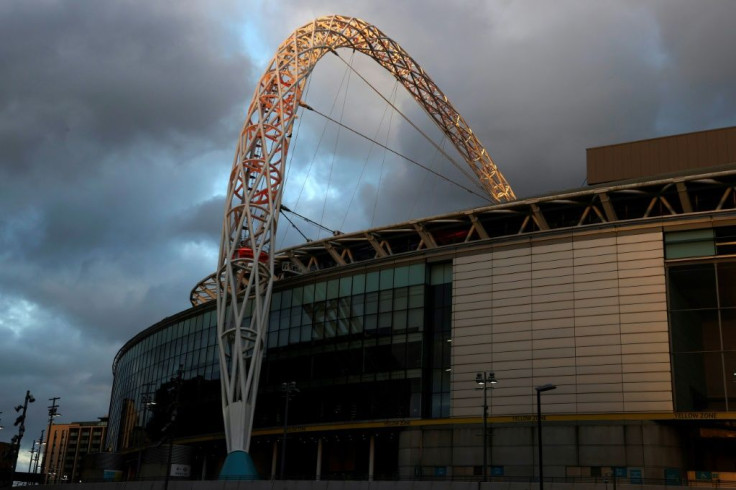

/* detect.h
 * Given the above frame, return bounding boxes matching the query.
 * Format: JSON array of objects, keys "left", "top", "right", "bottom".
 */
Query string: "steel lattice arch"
[{"left": 206, "top": 15, "right": 516, "bottom": 475}]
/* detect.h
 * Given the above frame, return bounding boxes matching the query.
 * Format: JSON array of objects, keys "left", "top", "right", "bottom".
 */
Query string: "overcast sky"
[{"left": 1, "top": 0, "right": 735, "bottom": 469}]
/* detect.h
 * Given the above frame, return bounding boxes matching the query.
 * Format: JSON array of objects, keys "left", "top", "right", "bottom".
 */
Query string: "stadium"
[{"left": 105, "top": 16, "right": 736, "bottom": 487}]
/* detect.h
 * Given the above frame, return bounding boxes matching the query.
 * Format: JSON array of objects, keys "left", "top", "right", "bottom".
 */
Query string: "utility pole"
[{"left": 42, "top": 397, "right": 60, "bottom": 484}]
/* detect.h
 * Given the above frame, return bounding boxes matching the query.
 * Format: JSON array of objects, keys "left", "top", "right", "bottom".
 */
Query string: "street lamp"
[
  {"left": 280, "top": 381, "right": 299, "bottom": 480},
  {"left": 476, "top": 371, "right": 498, "bottom": 482},
  {"left": 535, "top": 384, "right": 556, "bottom": 490},
  {"left": 11, "top": 390, "right": 35, "bottom": 485}
]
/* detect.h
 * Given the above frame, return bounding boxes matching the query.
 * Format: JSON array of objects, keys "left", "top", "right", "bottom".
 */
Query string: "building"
[
  {"left": 107, "top": 127, "right": 736, "bottom": 483},
  {"left": 43, "top": 419, "right": 108, "bottom": 484}
]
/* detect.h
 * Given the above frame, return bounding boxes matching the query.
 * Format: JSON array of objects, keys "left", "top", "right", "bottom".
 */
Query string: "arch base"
[{"left": 218, "top": 450, "right": 259, "bottom": 480}]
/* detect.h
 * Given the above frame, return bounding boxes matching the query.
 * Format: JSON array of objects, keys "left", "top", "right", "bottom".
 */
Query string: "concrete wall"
[
  {"left": 452, "top": 229, "right": 672, "bottom": 416},
  {"left": 38, "top": 479, "right": 730, "bottom": 490}
]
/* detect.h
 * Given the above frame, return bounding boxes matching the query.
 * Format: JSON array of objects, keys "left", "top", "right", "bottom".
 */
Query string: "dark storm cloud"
[{"left": 2, "top": 0, "right": 736, "bottom": 468}]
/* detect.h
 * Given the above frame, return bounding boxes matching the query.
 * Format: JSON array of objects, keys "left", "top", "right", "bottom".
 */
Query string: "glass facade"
[
  {"left": 107, "top": 261, "right": 452, "bottom": 452},
  {"left": 666, "top": 227, "right": 736, "bottom": 412}
]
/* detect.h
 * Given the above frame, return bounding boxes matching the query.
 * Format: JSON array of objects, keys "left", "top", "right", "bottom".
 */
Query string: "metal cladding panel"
[{"left": 586, "top": 126, "right": 736, "bottom": 185}]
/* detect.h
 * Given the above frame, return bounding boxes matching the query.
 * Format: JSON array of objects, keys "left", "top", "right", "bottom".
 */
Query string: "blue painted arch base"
[{"left": 219, "top": 450, "right": 259, "bottom": 480}]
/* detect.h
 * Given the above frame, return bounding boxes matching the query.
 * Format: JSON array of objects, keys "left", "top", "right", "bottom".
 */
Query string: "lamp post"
[
  {"left": 280, "top": 381, "right": 299, "bottom": 480},
  {"left": 11, "top": 390, "right": 35, "bottom": 485},
  {"left": 476, "top": 371, "right": 498, "bottom": 482},
  {"left": 535, "top": 384, "right": 556, "bottom": 490}
]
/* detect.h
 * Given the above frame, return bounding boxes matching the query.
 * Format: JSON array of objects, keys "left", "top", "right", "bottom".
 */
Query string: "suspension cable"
[
  {"left": 331, "top": 50, "right": 486, "bottom": 194},
  {"left": 282, "top": 205, "right": 339, "bottom": 235},
  {"left": 299, "top": 102, "right": 491, "bottom": 201}
]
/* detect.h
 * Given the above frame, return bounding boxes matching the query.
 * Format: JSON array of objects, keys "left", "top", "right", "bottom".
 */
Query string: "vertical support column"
[
  {"left": 369, "top": 435, "right": 375, "bottom": 482},
  {"left": 271, "top": 441, "right": 278, "bottom": 480},
  {"left": 316, "top": 438, "right": 323, "bottom": 481}
]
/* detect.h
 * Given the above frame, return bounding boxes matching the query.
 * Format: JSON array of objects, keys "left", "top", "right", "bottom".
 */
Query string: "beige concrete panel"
[
  {"left": 623, "top": 390, "right": 672, "bottom": 402},
  {"left": 618, "top": 293, "right": 667, "bottom": 306},
  {"left": 493, "top": 262, "right": 532, "bottom": 275},
  {"left": 623, "top": 381, "right": 672, "bottom": 393},
  {"left": 490, "top": 315, "right": 533, "bottom": 329},
  {"left": 454, "top": 291, "right": 494, "bottom": 305},
  {"left": 574, "top": 287, "right": 620, "bottom": 300},
  {"left": 576, "top": 363, "right": 623, "bottom": 375},
  {"left": 577, "top": 373, "right": 623, "bottom": 385},
  {"left": 617, "top": 249, "right": 664, "bottom": 264},
  {"left": 619, "top": 310, "right": 667, "bottom": 324},
  {"left": 616, "top": 283, "right": 666, "bottom": 296},
  {"left": 575, "top": 305, "right": 619, "bottom": 322},
  {"left": 621, "top": 361, "right": 671, "bottom": 374},
  {"left": 492, "top": 386, "right": 540, "bottom": 398},
  {"left": 576, "top": 354, "right": 623, "bottom": 366},
  {"left": 477, "top": 374, "right": 533, "bottom": 388},
  {"left": 492, "top": 287, "right": 534, "bottom": 301},
  {"left": 531, "top": 249, "right": 573, "bottom": 262},
  {"left": 620, "top": 330, "right": 670, "bottom": 345},
  {"left": 532, "top": 308, "right": 575, "bottom": 321},
  {"left": 532, "top": 259, "right": 574, "bottom": 274},
  {"left": 576, "top": 382, "right": 625, "bottom": 393},
  {"left": 493, "top": 350, "right": 533, "bottom": 362},
  {"left": 622, "top": 371, "right": 671, "bottom": 383},
  {"left": 491, "top": 359, "right": 533, "bottom": 372},
  {"left": 452, "top": 353, "right": 499, "bottom": 367},
  {"left": 575, "top": 295, "right": 620, "bottom": 309},
  {"left": 618, "top": 275, "right": 664, "bottom": 288},
  {"left": 623, "top": 400, "right": 673, "bottom": 412},
  {"left": 493, "top": 339, "right": 532, "bottom": 353},
  {"left": 572, "top": 273, "right": 620, "bottom": 289},
  {"left": 493, "top": 330, "right": 533, "bottom": 343},
  {"left": 617, "top": 266, "right": 664, "bottom": 279},
  {"left": 577, "top": 401, "right": 624, "bottom": 413},
  {"left": 454, "top": 308, "right": 495, "bottom": 321},
  {"left": 572, "top": 314, "right": 620, "bottom": 327},
  {"left": 532, "top": 337, "right": 575, "bottom": 350},
  {"left": 455, "top": 342, "right": 498, "bottom": 356},
  {"left": 533, "top": 241, "right": 574, "bottom": 254},
  {"left": 574, "top": 235, "right": 617, "bottom": 248},
  {"left": 576, "top": 344, "right": 622, "bottom": 357},
  {"left": 532, "top": 291, "right": 575, "bottom": 304},
  {"left": 531, "top": 283, "right": 575, "bottom": 295},
  {"left": 454, "top": 265, "right": 493, "bottom": 278},
  {"left": 572, "top": 262, "right": 619, "bottom": 275},
  {"left": 530, "top": 365, "right": 576, "bottom": 377},
  {"left": 454, "top": 276, "right": 493, "bottom": 290},
  {"left": 493, "top": 247, "right": 531, "bottom": 259},
  {"left": 574, "top": 334, "right": 620, "bottom": 347},
  {"left": 530, "top": 266, "right": 574, "bottom": 279},
  {"left": 574, "top": 321, "right": 621, "bottom": 335},
  {"left": 453, "top": 316, "right": 493, "bottom": 329},
  {"left": 492, "top": 274, "right": 532, "bottom": 287},
  {"left": 452, "top": 325, "right": 494, "bottom": 338},
  {"left": 616, "top": 231, "right": 662, "bottom": 245},
  {"left": 621, "top": 342, "right": 670, "bottom": 355},
  {"left": 492, "top": 303, "right": 532, "bottom": 317},
  {"left": 576, "top": 392, "right": 624, "bottom": 403},
  {"left": 621, "top": 352, "right": 671, "bottom": 364},
  {"left": 452, "top": 334, "right": 493, "bottom": 346},
  {"left": 619, "top": 302, "right": 667, "bottom": 314},
  {"left": 532, "top": 357, "right": 576, "bottom": 369},
  {"left": 455, "top": 251, "right": 493, "bottom": 264},
  {"left": 534, "top": 326, "right": 575, "bottom": 338},
  {"left": 532, "top": 275, "right": 575, "bottom": 287},
  {"left": 573, "top": 253, "right": 618, "bottom": 266}
]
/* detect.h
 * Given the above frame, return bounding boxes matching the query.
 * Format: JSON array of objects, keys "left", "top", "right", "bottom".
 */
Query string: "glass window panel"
[
  {"left": 379, "top": 290, "right": 393, "bottom": 312},
  {"left": 673, "top": 352, "right": 726, "bottom": 411},
  {"left": 315, "top": 282, "right": 327, "bottom": 301},
  {"left": 669, "top": 264, "right": 717, "bottom": 310},
  {"left": 393, "top": 310, "right": 407, "bottom": 332},
  {"left": 302, "top": 283, "right": 315, "bottom": 304},
  {"left": 271, "top": 291, "right": 282, "bottom": 311},
  {"left": 350, "top": 317, "right": 364, "bottom": 335},
  {"left": 278, "top": 329, "right": 289, "bottom": 347},
  {"left": 352, "top": 273, "right": 366, "bottom": 294},
  {"left": 671, "top": 309, "right": 719, "bottom": 353},
  {"left": 395, "top": 266, "right": 410, "bottom": 288},
  {"left": 351, "top": 293, "right": 365, "bottom": 317},
  {"left": 380, "top": 268, "right": 394, "bottom": 290},
  {"left": 366, "top": 271, "right": 380, "bottom": 292},
  {"left": 394, "top": 287, "right": 409, "bottom": 310},
  {"left": 290, "top": 306, "right": 301, "bottom": 327},
  {"left": 339, "top": 277, "right": 352, "bottom": 297},
  {"left": 365, "top": 292, "right": 379, "bottom": 315},
  {"left": 665, "top": 229, "right": 715, "bottom": 259},
  {"left": 409, "top": 263, "right": 425, "bottom": 285},
  {"left": 378, "top": 313, "right": 392, "bottom": 335},
  {"left": 281, "top": 289, "right": 292, "bottom": 309},
  {"left": 289, "top": 327, "right": 300, "bottom": 344},
  {"left": 409, "top": 285, "right": 424, "bottom": 308},
  {"left": 721, "top": 309, "right": 736, "bottom": 351},
  {"left": 312, "top": 323, "right": 325, "bottom": 340},
  {"left": 292, "top": 286, "right": 303, "bottom": 306},
  {"left": 718, "top": 263, "right": 736, "bottom": 308},
  {"left": 408, "top": 308, "right": 424, "bottom": 332},
  {"left": 301, "top": 325, "right": 311, "bottom": 342},
  {"left": 327, "top": 279, "right": 339, "bottom": 299},
  {"left": 364, "top": 314, "right": 377, "bottom": 335}
]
